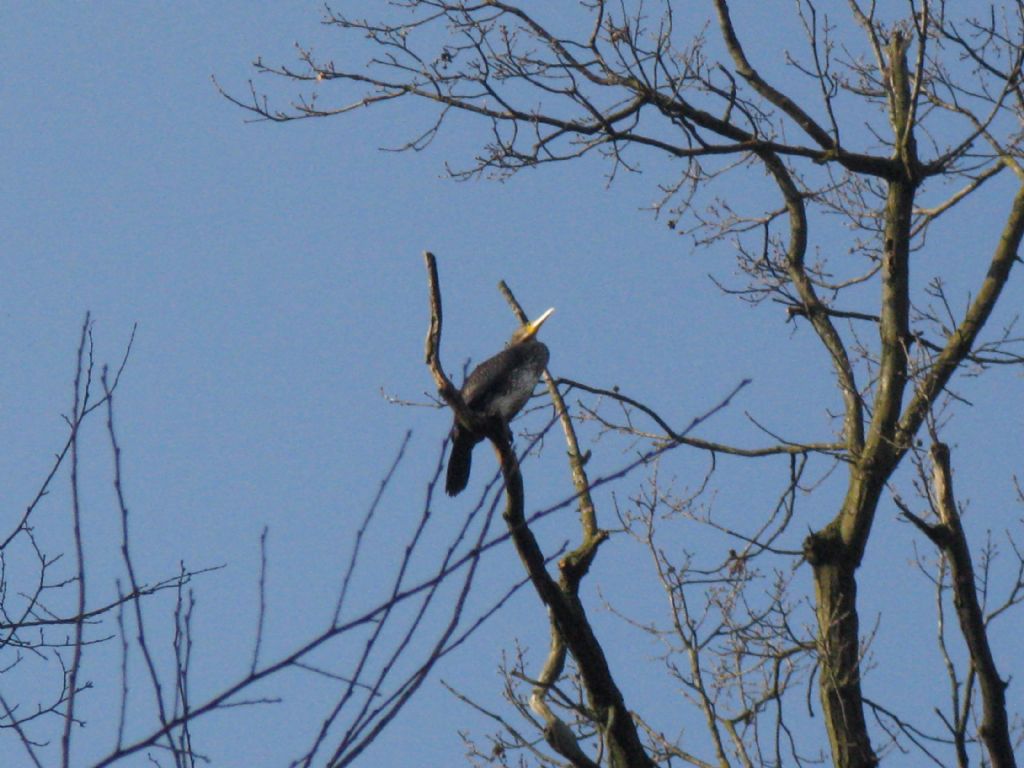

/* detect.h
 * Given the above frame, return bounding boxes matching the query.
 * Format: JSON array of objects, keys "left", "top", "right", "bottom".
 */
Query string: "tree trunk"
[{"left": 810, "top": 552, "right": 878, "bottom": 768}]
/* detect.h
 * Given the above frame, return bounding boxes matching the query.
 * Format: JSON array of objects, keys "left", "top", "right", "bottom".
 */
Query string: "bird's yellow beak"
[{"left": 520, "top": 307, "right": 555, "bottom": 340}]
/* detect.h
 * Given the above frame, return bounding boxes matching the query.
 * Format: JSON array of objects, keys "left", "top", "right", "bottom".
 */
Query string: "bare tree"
[
  {"left": 215, "top": 2, "right": 1024, "bottom": 767},
  {"left": 9, "top": 3, "right": 1024, "bottom": 767}
]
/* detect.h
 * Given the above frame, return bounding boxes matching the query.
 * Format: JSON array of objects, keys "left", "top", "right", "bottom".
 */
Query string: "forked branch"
[{"left": 423, "top": 252, "right": 654, "bottom": 768}]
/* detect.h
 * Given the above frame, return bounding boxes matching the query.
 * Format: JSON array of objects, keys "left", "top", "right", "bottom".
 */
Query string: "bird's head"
[{"left": 507, "top": 307, "right": 554, "bottom": 346}]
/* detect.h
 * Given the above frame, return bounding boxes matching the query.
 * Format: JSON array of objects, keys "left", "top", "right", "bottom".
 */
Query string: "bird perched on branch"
[{"left": 446, "top": 308, "right": 554, "bottom": 496}]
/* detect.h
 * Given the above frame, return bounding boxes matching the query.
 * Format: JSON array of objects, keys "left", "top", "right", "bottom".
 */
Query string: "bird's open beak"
[{"left": 520, "top": 307, "right": 555, "bottom": 340}]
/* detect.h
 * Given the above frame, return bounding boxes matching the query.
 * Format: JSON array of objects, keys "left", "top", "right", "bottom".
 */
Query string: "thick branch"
[
  {"left": 898, "top": 182, "right": 1024, "bottom": 445},
  {"left": 424, "top": 254, "right": 654, "bottom": 768},
  {"left": 918, "top": 444, "right": 1017, "bottom": 768},
  {"left": 493, "top": 439, "right": 653, "bottom": 768},
  {"left": 713, "top": 0, "right": 836, "bottom": 150},
  {"left": 498, "top": 281, "right": 606, "bottom": 767},
  {"left": 757, "top": 151, "right": 865, "bottom": 454}
]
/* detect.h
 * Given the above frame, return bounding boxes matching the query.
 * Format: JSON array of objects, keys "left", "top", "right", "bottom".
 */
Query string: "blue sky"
[{"left": 3, "top": 2, "right": 1023, "bottom": 766}]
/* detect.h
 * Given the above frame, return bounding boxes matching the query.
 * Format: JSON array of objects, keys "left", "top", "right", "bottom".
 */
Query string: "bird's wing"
[{"left": 461, "top": 345, "right": 527, "bottom": 408}]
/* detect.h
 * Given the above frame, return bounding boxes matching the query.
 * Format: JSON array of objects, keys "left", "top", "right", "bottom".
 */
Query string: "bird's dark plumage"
[{"left": 445, "top": 309, "right": 553, "bottom": 496}]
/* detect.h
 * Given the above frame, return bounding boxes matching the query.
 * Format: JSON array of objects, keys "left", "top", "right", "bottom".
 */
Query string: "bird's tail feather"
[{"left": 446, "top": 426, "right": 475, "bottom": 496}]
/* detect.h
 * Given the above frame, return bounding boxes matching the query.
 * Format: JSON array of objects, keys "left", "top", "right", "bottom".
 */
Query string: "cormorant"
[{"left": 445, "top": 307, "right": 554, "bottom": 496}]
